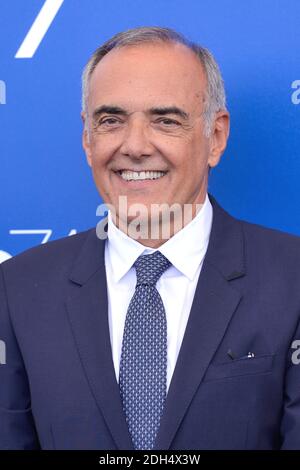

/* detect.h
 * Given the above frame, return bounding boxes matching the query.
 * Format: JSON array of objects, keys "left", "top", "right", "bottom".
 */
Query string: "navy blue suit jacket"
[{"left": 1, "top": 195, "right": 300, "bottom": 449}]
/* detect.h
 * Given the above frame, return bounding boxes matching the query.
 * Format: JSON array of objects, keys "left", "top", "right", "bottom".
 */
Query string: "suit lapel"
[
  {"left": 65, "top": 225, "right": 134, "bottom": 450},
  {"left": 155, "top": 195, "right": 246, "bottom": 449}
]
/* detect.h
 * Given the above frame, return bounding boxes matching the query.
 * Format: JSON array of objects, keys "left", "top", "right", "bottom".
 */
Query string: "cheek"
[
  {"left": 185, "top": 138, "right": 210, "bottom": 172},
  {"left": 89, "top": 149, "right": 110, "bottom": 173},
  {"left": 155, "top": 140, "right": 189, "bottom": 170},
  {"left": 170, "top": 147, "right": 209, "bottom": 194},
  {"left": 89, "top": 134, "right": 119, "bottom": 164}
]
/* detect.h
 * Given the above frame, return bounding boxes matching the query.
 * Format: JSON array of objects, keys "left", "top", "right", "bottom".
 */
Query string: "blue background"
[{"left": 1, "top": 0, "right": 300, "bottom": 261}]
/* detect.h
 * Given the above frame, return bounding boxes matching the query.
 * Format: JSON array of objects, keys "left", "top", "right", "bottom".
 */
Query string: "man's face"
[{"left": 82, "top": 42, "right": 229, "bottom": 230}]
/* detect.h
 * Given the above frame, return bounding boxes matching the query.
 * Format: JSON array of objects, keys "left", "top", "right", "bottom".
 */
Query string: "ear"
[
  {"left": 207, "top": 110, "right": 230, "bottom": 168},
  {"left": 81, "top": 111, "right": 92, "bottom": 167}
]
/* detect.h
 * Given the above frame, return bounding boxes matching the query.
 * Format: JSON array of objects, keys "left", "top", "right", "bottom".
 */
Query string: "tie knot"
[{"left": 134, "top": 251, "right": 171, "bottom": 287}]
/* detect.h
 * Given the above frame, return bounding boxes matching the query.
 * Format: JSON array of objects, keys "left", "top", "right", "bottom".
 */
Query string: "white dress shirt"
[{"left": 104, "top": 193, "right": 213, "bottom": 391}]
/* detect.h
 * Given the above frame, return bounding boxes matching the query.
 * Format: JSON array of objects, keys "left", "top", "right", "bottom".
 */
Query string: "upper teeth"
[{"left": 119, "top": 170, "right": 166, "bottom": 181}]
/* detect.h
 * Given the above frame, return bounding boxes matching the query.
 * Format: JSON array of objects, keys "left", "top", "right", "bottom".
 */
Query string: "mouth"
[{"left": 113, "top": 169, "right": 168, "bottom": 182}]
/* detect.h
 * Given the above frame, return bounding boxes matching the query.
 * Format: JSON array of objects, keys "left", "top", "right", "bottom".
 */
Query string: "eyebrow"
[
  {"left": 92, "top": 105, "right": 189, "bottom": 121},
  {"left": 92, "top": 105, "right": 127, "bottom": 120},
  {"left": 149, "top": 107, "right": 189, "bottom": 120}
]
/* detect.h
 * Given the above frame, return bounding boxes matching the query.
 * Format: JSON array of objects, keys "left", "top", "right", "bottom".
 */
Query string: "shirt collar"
[{"left": 106, "top": 193, "right": 213, "bottom": 282}]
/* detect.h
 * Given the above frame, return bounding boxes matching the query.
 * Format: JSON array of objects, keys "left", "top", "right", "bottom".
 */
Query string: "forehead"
[{"left": 88, "top": 42, "right": 207, "bottom": 112}]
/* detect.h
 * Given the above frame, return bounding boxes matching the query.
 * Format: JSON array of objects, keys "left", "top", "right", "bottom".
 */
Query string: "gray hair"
[{"left": 81, "top": 26, "right": 226, "bottom": 136}]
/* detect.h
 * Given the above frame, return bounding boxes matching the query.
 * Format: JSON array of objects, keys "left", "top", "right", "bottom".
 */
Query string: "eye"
[
  {"left": 93, "top": 116, "right": 123, "bottom": 134},
  {"left": 156, "top": 118, "right": 181, "bottom": 126},
  {"left": 98, "top": 117, "right": 123, "bottom": 127}
]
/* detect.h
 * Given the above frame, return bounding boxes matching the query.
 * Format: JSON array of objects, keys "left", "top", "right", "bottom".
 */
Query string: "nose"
[{"left": 119, "top": 115, "right": 153, "bottom": 159}]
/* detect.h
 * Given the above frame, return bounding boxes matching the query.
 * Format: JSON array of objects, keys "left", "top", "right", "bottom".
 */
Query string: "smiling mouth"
[{"left": 115, "top": 169, "right": 168, "bottom": 181}]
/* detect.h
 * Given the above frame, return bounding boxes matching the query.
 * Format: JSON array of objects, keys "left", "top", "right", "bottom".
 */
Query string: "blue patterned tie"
[{"left": 119, "top": 250, "right": 171, "bottom": 450}]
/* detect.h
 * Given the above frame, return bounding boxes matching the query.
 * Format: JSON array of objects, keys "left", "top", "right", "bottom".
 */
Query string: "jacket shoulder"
[
  {"left": 236, "top": 218, "right": 300, "bottom": 290},
  {"left": 240, "top": 218, "right": 300, "bottom": 256},
  {"left": 209, "top": 194, "right": 300, "bottom": 269},
  {"left": 0, "top": 228, "right": 96, "bottom": 277}
]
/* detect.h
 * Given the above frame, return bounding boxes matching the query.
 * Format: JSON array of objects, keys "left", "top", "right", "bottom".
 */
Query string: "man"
[{"left": 1, "top": 26, "right": 300, "bottom": 450}]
